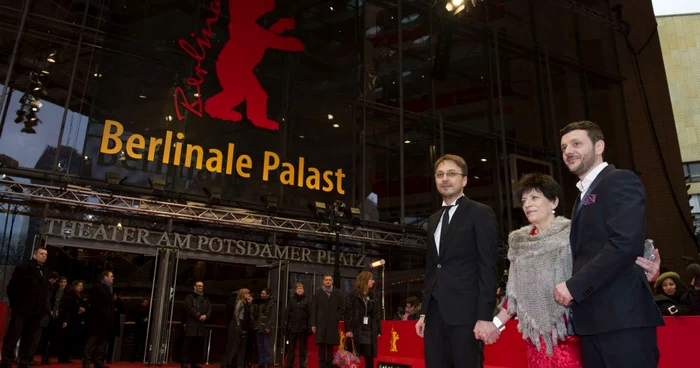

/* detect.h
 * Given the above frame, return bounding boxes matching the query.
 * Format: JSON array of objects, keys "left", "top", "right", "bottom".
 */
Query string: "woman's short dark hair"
[
  {"left": 406, "top": 296, "right": 420, "bottom": 308},
  {"left": 516, "top": 173, "right": 563, "bottom": 205}
]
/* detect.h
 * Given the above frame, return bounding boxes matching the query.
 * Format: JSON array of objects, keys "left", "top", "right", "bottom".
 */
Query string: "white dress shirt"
[
  {"left": 576, "top": 162, "right": 608, "bottom": 199},
  {"left": 434, "top": 193, "right": 464, "bottom": 255}
]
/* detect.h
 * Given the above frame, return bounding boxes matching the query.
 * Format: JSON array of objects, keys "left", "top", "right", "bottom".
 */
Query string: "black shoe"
[{"left": 82, "top": 361, "right": 90, "bottom": 368}]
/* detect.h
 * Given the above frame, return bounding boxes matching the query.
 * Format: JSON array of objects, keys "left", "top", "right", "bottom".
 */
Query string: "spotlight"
[
  {"left": 308, "top": 201, "right": 327, "bottom": 219},
  {"left": 149, "top": 177, "right": 166, "bottom": 191},
  {"left": 47, "top": 48, "right": 57, "bottom": 63},
  {"left": 260, "top": 195, "right": 279, "bottom": 214},
  {"left": 106, "top": 172, "right": 127, "bottom": 186},
  {"left": 203, "top": 187, "right": 222, "bottom": 200},
  {"left": 370, "top": 259, "right": 387, "bottom": 319},
  {"left": 332, "top": 200, "right": 361, "bottom": 226},
  {"left": 371, "top": 259, "right": 386, "bottom": 268},
  {"left": 14, "top": 110, "right": 25, "bottom": 123}
]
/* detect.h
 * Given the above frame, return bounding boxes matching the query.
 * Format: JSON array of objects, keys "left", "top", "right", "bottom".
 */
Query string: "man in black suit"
[
  {"left": 555, "top": 121, "right": 664, "bottom": 368},
  {"left": 414, "top": 154, "right": 500, "bottom": 368},
  {"left": 83, "top": 271, "right": 115, "bottom": 368},
  {"left": 310, "top": 274, "right": 345, "bottom": 368},
  {"left": 1, "top": 247, "right": 51, "bottom": 368}
]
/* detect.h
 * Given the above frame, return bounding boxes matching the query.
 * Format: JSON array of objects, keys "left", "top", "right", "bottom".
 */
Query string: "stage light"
[
  {"left": 370, "top": 259, "right": 387, "bottom": 320},
  {"left": 371, "top": 259, "right": 385, "bottom": 268},
  {"left": 333, "top": 200, "right": 361, "bottom": 226},
  {"left": 203, "top": 187, "right": 222, "bottom": 200},
  {"left": 308, "top": 201, "right": 327, "bottom": 219},
  {"left": 106, "top": 172, "right": 126, "bottom": 186},
  {"left": 149, "top": 177, "right": 166, "bottom": 191},
  {"left": 261, "top": 195, "right": 279, "bottom": 214},
  {"left": 47, "top": 48, "right": 57, "bottom": 63}
]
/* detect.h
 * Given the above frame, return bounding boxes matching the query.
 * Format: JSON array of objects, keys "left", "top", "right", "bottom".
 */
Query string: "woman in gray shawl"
[{"left": 493, "top": 173, "right": 659, "bottom": 368}]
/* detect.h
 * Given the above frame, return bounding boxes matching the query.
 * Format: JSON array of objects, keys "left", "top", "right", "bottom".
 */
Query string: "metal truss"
[
  {"left": 547, "top": 0, "right": 629, "bottom": 34},
  {"left": 0, "top": 180, "right": 427, "bottom": 248}
]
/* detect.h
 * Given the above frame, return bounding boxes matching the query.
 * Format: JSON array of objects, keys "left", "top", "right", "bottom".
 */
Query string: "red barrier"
[
  {"left": 0, "top": 301, "right": 9, "bottom": 352},
  {"left": 298, "top": 317, "right": 699, "bottom": 368}
]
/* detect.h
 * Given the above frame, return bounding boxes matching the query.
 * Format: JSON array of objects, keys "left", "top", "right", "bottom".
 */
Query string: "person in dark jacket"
[
  {"left": 395, "top": 296, "right": 421, "bottom": 321},
  {"left": 254, "top": 289, "right": 276, "bottom": 368},
  {"left": 343, "top": 271, "right": 381, "bottom": 368},
  {"left": 221, "top": 288, "right": 251, "bottom": 368},
  {"left": 40, "top": 276, "right": 68, "bottom": 364},
  {"left": 283, "top": 283, "right": 311, "bottom": 368},
  {"left": 106, "top": 292, "right": 126, "bottom": 363},
  {"left": 29, "top": 272, "right": 59, "bottom": 365},
  {"left": 653, "top": 271, "right": 691, "bottom": 316},
  {"left": 182, "top": 282, "right": 212, "bottom": 368},
  {"left": 1, "top": 247, "right": 51, "bottom": 368},
  {"left": 310, "top": 274, "right": 345, "bottom": 368},
  {"left": 57, "top": 281, "right": 87, "bottom": 363},
  {"left": 83, "top": 271, "right": 115, "bottom": 368},
  {"left": 243, "top": 293, "right": 255, "bottom": 368},
  {"left": 130, "top": 299, "right": 150, "bottom": 362}
]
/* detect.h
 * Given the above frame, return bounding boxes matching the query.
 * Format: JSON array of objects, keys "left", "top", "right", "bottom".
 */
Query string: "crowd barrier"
[
  {"left": 300, "top": 317, "right": 699, "bottom": 368},
  {"left": 0, "top": 302, "right": 8, "bottom": 352},
  {"left": 0, "top": 302, "right": 697, "bottom": 367}
]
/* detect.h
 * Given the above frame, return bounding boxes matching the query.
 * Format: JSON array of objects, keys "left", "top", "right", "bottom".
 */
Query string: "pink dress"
[
  {"left": 506, "top": 228, "right": 584, "bottom": 368},
  {"left": 503, "top": 300, "right": 583, "bottom": 368}
]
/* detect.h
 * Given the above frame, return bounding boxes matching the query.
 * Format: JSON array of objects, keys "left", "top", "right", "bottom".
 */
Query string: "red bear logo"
[{"left": 205, "top": 0, "right": 305, "bottom": 131}]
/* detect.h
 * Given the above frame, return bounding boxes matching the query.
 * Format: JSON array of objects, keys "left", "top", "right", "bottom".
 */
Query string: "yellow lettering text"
[
  {"left": 297, "top": 157, "right": 305, "bottom": 187},
  {"left": 185, "top": 144, "right": 204, "bottom": 169},
  {"left": 126, "top": 134, "right": 145, "bottom": 159},
  {"left": 236, "top": 155, "right": 252, "bottom": 178},
  {"left": 226, "top": 143, "right": 235, "bottom": 175},
  {"left": 147, "top": 137, "right": 162, "bottom": 161},
  {"left": 322, "top": 171, "right": 334, "bottom": 192},
  {"left": 206, "top": 149, "right": 223, "bottom": 173},
  {"left": 263, "top": 151, "right": 280, "bottom": 181},
  {"left": 306, "top": 167, "right": 320, "bottom": 190},
  {"left": 335, "top": 168, "right": 346, "bottom": 195},
  {"left": 100, "top": 120, "right": 123, "bottom": 154},
  {"left": 280, "top": 163, "right": 295, "bottom": 185},
  {"left": 163, "top": 131, "right": 173, "bottom": 164}
]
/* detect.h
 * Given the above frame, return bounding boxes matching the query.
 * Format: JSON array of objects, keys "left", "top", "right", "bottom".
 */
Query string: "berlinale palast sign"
[{"left": 43, "top": 218, "right": 365, "bottom": 267}]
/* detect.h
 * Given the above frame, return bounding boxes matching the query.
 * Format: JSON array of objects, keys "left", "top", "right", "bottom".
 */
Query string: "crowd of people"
[{"left": 1, "top": 253, "right": 118, "bottom": 368}]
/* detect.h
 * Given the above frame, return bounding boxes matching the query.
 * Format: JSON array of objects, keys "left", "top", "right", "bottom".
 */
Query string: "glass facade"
[{"left": 1, "top": 0, "right": 635, "bottom": 349}]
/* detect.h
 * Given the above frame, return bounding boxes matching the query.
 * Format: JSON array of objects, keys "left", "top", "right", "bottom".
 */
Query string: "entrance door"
[{"left": 144, "top": 247, "right": 180, "bottom": 364}]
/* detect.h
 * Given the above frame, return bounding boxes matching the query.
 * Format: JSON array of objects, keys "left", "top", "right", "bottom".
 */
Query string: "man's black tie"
[{"left": 440, "top": 204, "right": 453, "bottom": 249}]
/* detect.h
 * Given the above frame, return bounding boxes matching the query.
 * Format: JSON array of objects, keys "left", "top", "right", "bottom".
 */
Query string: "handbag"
[{"left": 333, "top": 337, "right": 361, "bottom": 368}]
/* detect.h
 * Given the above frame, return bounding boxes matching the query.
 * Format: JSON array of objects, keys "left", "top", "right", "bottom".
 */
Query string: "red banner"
[{"left": 297, "top": 317, "right": 700, "bottom": 368}]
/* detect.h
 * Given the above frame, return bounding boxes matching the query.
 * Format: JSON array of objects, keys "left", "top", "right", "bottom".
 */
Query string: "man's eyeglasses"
[{"left": 435, "top": 172, "right": 464, "bottom": 179}]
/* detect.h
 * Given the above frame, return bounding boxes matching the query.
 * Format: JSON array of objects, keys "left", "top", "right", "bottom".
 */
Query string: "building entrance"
[{"left": 39, "top": 220, "right": 365, "bottom": 366}]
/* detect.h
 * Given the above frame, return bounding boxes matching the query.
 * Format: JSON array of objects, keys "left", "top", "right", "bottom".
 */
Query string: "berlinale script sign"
[
  {"left": 173, "top": 0, "right": 305, "bottom": 131},
  {"left": 44, "top": 219, "right": 365, "bottom": 267}
]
